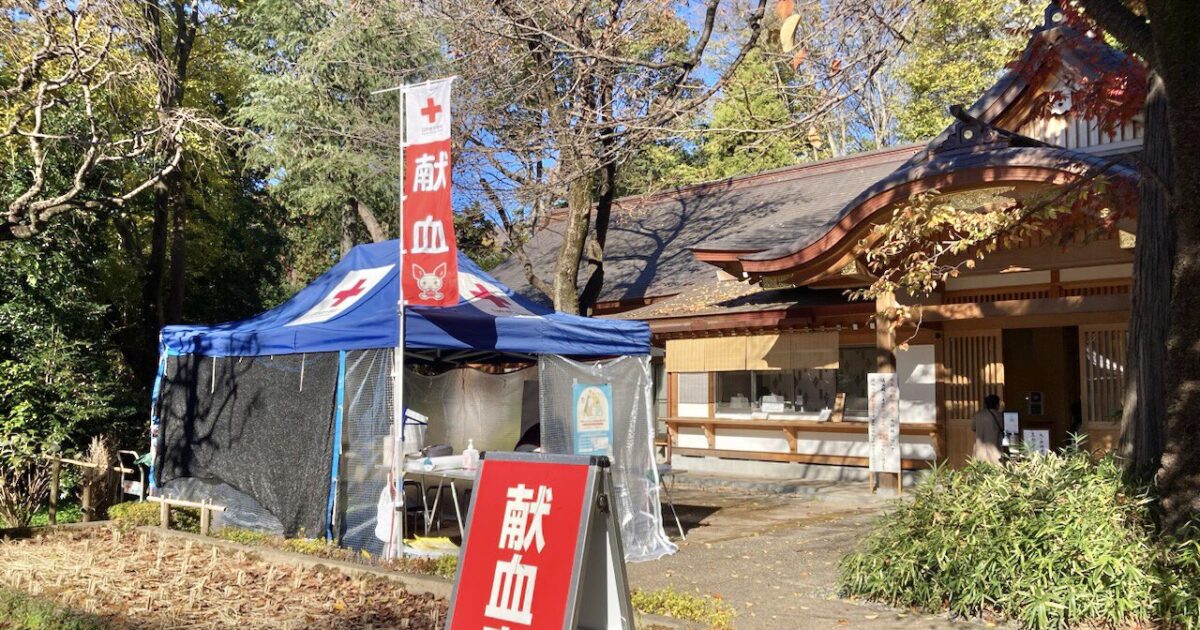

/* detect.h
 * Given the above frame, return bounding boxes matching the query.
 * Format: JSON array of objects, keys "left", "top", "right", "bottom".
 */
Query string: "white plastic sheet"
[{"left": 538, "top": 355, "right": 677, "bottom": 562}]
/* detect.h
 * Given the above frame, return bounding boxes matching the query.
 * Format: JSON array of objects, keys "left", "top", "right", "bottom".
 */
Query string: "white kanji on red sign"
[
  {"left": 410, "top": 215, "right": 449, "bottom": 254},
  {"left": 485, "top": 554, "right": 537, "bottom": 625},
  {"left": 498, "top": 484, "right": 552, "bottom": 553},
  {"left": 411, "top": 151, "right": 449, "bottom": 192}
]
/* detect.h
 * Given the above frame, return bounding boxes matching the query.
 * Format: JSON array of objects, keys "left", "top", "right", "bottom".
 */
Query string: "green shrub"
[
  {"left": 213, "top": 527, "right": 271, "bottom": 546},
  {"left": 434, "top": 554, "right": 458, "bottom": 580},
  {"left": 29, "top": 502, "right": 83, "bottom": 527},
  {"left": 631, "top": 587, "right": 736, "bottom": 629},
  {"left": 839, "top": 448, "right": 1200, "bottom": 629},
  {"left": 0, "top": 588, "right": 109, "bottom": 630},
  {"left": 1157, "top": 526, "right": 1200, "bottom": 627},
  {"left": 107, "top": 501, "right": 199, "bottom": 533}
]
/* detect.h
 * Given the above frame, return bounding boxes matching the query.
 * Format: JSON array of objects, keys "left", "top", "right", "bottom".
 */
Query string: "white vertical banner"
[
  {"left": 404, "top": 79, "right": 453, "bottom": 143},
  {"left": 401, "top": 77, "right": 458, "bottom": 308},
  {"left": 868, "top": 372, "right": 901, "bottom": 474}
]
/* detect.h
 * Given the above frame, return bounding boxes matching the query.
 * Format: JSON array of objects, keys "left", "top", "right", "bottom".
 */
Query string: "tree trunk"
[
  {"left": 341, "top": 200, "right": 355, "bottom": 256},
  {"left": 551, "top": 173, "right": 594, "bottom": 314},
  {"left": 141, "top": 181, "right": 171, "bottom": 376},
  {"left": 1152, "top": 0, "right": 1200, "bottom": 531},
  {"left": 354, "top": 198, "right": 388, "bottom": 243},
  {"left": 578, "top": 160, "right": 617, "bottom": 315},
  {"left": 1120, "top": 72, "right": 1172, "bottom": 483},
  {"left": 165, "top": 169, "right": 186, "bottom": 324}
]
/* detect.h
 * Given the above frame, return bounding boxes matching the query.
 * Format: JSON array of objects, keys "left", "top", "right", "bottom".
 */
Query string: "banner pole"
[{"left": 395, "top": 83, "right": 408, "bottom": 558}]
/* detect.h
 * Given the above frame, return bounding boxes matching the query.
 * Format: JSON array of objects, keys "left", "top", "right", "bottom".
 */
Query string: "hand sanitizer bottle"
[{"left": 462, "top": 439, "right": 479, "bottom": 470}]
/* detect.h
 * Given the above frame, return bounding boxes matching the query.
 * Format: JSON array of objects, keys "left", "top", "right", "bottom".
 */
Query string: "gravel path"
[{"left": 628, "top": 484, "right": 1000, "bottom": 629}]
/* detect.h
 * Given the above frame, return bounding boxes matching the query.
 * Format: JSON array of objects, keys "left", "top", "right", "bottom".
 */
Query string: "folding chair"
[{"left": 657, "top": 463, "right": 686, "bottom": 540}]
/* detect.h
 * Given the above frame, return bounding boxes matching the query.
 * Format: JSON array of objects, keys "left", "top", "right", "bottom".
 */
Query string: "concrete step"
[{"left": 669, "top": 471, "right": 905, "bottom": 502}]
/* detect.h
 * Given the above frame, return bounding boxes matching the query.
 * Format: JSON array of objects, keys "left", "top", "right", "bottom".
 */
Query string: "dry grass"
[{"left": 0, "top": 527, "right": 448, "bottom": 629}]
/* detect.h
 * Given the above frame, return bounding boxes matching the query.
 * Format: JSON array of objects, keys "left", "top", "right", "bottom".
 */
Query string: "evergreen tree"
[{"left": 895, "top": 0, "right": 1043, "bottom": 142}]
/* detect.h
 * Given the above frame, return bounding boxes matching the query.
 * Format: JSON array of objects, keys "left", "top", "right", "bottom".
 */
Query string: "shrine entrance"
[{"left": 1001, "top": 326, "right": 1081, "bottom": 452}]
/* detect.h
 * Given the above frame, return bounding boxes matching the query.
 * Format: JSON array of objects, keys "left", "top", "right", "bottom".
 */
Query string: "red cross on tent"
[
  {"left": 332, "top": 279, "right": 367, "bottom": 307},
  {"left": 286, "top": 265, "right": 394, "bottom": 327},
  {"left": 457, "top": 273, "right": 532, "bottom": 317},
  {"left": 470, "top": 284, "right": 510, "bottom": 309}
]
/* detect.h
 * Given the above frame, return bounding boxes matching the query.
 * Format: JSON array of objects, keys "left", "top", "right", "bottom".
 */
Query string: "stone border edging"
[{"left": 0, "top": 519, "right": 111, "bottom": 539}]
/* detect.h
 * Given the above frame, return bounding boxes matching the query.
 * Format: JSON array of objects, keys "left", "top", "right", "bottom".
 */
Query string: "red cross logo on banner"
[{"left": 420, "top": 97, "right": 442, "bottom": 124}]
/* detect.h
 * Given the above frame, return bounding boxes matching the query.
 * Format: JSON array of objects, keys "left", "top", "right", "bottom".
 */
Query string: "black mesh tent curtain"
[
  {"left": 154, "top": 351, "right": 343, "bottom": 537},
  {"left": 154, "top": 348, "right": 398, "bottom": 546}
]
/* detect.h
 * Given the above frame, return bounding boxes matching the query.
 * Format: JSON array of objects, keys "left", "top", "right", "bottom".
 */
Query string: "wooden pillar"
[
  {"left": 48, "top": 458, "right": 60, "bottom": 525},
  {"left": 159, "top": 499, "right": 171, "bottom": 529},
  {"left": 933, "top": 332, "right": 948, "bottom": 463},
  {"left": 200, "top": 502, "right": 212, "bottom": 537},
  {"left": 81, "top": 477, "right": 93, "bottom": 523},
  {"left": 875, "top": 291, "right": 897, "bottom": 374},
  {"left": 667, "top": 372, "right": 679, "bottom": 418}
]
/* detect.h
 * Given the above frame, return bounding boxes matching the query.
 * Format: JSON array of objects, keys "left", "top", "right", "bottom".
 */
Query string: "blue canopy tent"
[
  {"left": 150, "top": 240, "right": 654, "bottom": 550},
  {"left": 159, "top": 240, "right": 649, "bottom": 358}
]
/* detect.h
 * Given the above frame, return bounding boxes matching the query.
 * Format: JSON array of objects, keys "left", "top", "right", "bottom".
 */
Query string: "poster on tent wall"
[
  {"left": 867, "top": 373, "right": 901, "bottom": 474},
  {"left": 402, "top": 78, "right": 458, "bottom": 307},
  {"left": 573, "top": 383, "right": 614, "bottom": 456}
]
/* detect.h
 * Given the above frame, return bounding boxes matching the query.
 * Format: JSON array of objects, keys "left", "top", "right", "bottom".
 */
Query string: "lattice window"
[
  {"left": 1061, "top": 283, "right": 1131, "bottom": 298},
  {"left": 944, "top": 331, "right": 1005, "bottom": 421},
  {"left": 678, "top": 372, "right": 709, "bottom": 405},
  {"left": 1079, "top": 324, "right": 1128, "bottom": 425}
]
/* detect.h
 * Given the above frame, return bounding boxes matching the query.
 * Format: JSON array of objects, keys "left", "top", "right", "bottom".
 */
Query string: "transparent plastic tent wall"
[{"left": 154, "top": 349, "right": 676, "bottom": 562}]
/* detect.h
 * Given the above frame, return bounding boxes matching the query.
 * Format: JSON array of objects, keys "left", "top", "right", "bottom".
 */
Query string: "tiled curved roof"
[
  {"left": 488, "top": 145, "right": 920, "bottom": 304},
  {"left": 741, "top": 121, "right": 1141, "bottom": 272},
  {"left": 490, "top": 3, "right": 1140, "bottom": 307}
]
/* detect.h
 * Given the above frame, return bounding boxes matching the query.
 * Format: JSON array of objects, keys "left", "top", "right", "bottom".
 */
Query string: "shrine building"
[{"left": 492, "top": 6, "right": 1142, "bottom": 480}]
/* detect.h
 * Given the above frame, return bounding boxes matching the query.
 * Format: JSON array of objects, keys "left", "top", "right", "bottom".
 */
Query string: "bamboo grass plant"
[{"left": 839, "top": 445, "right": 1200, "bottom": 628}]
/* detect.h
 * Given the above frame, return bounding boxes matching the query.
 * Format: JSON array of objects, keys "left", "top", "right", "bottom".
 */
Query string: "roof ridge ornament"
[
  {"left": 913, "top": 105, "right": 1053, "bottom": 163},
  {"left": 1037, "top": 3, "right": 1067, "bottom": 33}
]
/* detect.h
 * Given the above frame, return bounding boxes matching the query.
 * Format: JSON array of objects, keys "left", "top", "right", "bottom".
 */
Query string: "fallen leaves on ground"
[{"left": 0, "top": 527, "right": 447, "bottom": 629}]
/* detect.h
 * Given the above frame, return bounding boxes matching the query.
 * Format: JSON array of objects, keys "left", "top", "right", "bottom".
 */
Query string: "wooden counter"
[{"left": 662, "top": 417, "right": 939, "bottom": 470}]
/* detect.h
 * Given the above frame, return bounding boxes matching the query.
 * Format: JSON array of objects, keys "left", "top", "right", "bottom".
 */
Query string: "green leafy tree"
[
  {"left": 895, "top": 0, "right": 1043, "bottom": 141},
  {"left": 455, "top": 204, "right": 506, "bottom": 271},
  {"left": 0, "top": 223, "right": 143, "bottom": 461},
  {"left": 616, "top": 46, "right": 842, "bottom": 196},
  {"left": 235, "top": 0, "right": 435, "bottom": 259},
  {"left": 697, "top": 49, "right": 822, "bottom": 180}
]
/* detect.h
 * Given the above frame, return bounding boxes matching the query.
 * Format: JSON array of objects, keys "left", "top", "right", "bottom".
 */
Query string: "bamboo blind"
[
  {"left": 703, "top": 336, "right": 748, "bottom": 371},
  {"left": 944, "top": 331, "right": 1005, "bottom": 421},
  {"left": 744, "top": 333, "right": 786, "bottom": 370},
  {"left": 1079, "top": 324, "right": 1128, "bottom": 425},
  {"left": 667, "top": 332, "right": 839, "bottom": 372},
  {"left": 665, "top": 338, "right": 708, "bottom": 372},
  {"left": 789, "top": 331, "right": 839, "bottom": 370}
]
